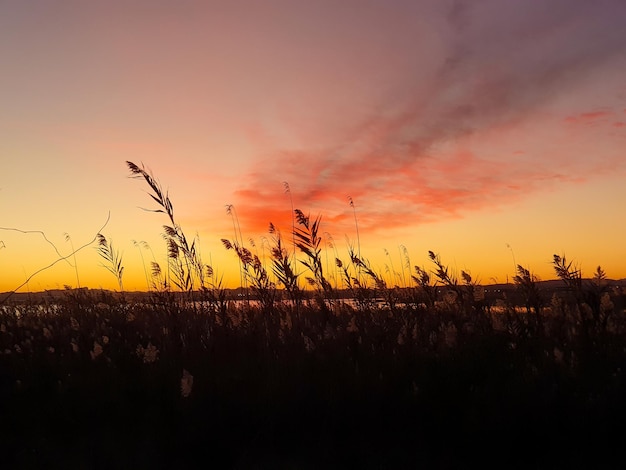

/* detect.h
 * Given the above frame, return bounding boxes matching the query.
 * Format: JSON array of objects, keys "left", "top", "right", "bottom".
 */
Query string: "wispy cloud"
[{"left": 231, "top": 0, "right": 626, "bottom": 235}]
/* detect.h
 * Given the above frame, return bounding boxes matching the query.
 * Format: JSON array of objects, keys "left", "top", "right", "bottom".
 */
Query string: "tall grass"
[
  {"left": 127, "top": 161, "right": 211, "bottom": 298},
  {"left": 293, "top": 209, "right": 332, "bottom": 303},
  {"left": 2, "top": 262, "right": 626, "bottom": 467},
  {"left": 132, "top": 239, "right": 151, "bottom": 291},
  {"left": 225, "top": 204, "right": 247, "bottom": 300},
  {"left": 64, "top": 233, "right": 81, "bottom": 289},
  {"left": 221, "top": 237, "right": 276, "bottom": 312},
  {"left": 553, "top": 254, "right": 613, "bottom": 334},
  {"left": 283, "top": 182, "right": 298, "bottom": 282},
  {"left": 2, "top": 161, "right": 626, "bottom": 467},
  {"left": 268, "top": 222, "right": 301, "bottom": 306},
  {"left": 513, "top": 264, "right": 542, "bottom": 315},
  {"left": 95, "top": 233, "right": 124, "bottom": 292}
]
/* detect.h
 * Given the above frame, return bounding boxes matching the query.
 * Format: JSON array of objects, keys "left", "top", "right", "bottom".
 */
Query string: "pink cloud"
[
  {"left": 564, "top": 110, "right": 613, "bottom": 125},
  {"left": 580, "top": 111, "right": 612, "bottom": 119},
  {"left": 233, "top": 134, "right": 592, "bottom": 238},
  {"left": 233, "top": 99, "right": 624, "bottom": 238},
  {"left": 229, "top": 0, "right": 626, "bottom": 237}
]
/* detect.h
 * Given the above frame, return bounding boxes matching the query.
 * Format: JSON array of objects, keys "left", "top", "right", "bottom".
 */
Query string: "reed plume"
[
  {"left": 127, "top": 161, "right": 207, "bottom": 295},
  {"left": 96, "top": 233, "right": 124, "bottom": 292}
]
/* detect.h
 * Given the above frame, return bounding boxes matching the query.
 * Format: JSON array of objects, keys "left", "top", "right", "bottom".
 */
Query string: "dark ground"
[{"left": 2, "top": 292, "right": 626, "bottom": 469}]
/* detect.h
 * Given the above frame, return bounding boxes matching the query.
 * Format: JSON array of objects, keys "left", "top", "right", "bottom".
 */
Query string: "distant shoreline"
[{"left": 3, "top": 278, "right": 625, "bottom": 305}]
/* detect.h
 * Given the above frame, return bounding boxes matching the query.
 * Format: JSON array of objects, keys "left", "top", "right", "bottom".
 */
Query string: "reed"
[
  {"left": 64, "top": 233, "right": 81, "bottom": 289},
  {"left": 131, "top": 239, "right": 151, "bottom": 291},
  {"left": 269, "top": 222, "right": 301, "bottom": 307},
  {"left": 95, "top": 233, "right": 124, "bottom": 292},
  {"left": 221, "top": 237, "right": 276, "bottom": 312},
  {"left": 283, "top": 182, "right": 298, "bottom": 282},
  {"left": 513, "top": 264, "right": 542, "bottom": 315},
  {"left": 553, "top": 254, "right": 614, "bottom": 333},
  {"left": 348, "top": 196, "right": 361, "bottom": 284},
  {"left": 5, "top": 160, "right": 626, "bottom": 468},
  {"left": 335, "top": 243, "right": 383, "bottom": 310},
  {"left": 293, "top": 209, "right": 332, "bottom": 304},
  {"left": 225, "top": 204, "right": 248, "bottom": 302},
  {"left": 127, "top": 161, "right": 208, "bottom": 298},
  {"left": 411, "top": 264, "right": 437, "bottom": 310}
]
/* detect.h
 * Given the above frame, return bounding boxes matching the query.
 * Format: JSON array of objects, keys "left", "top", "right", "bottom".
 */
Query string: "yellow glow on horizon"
[{"left": 2, "top": 169, "right": 625, "bottom": 294}]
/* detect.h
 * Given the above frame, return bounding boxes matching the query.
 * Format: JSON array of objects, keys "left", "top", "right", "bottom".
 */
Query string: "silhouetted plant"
[
  {"left": 399, "top": 244, "right": 410, "bottom": 288},
  {"left": 202, "top": 263, "right": 229, "bottom": 319},
  {"left": 553, "top": 254, "right": 582, "bottom": 292},
  {"left": 293, "top": 209, "right": 332, "bottom": 304},
  {"left": 283, "top": 182, "right": 298, "bottom": 281},
  {"left": 3, "top": 244, "right": 626, "bottom": 469},
  {"left": 96, "top": 233, "right": 124, "bottom": 292},
  {"left": 226, "top": 204, "right": 247, "bottom": 300},
  {"left": 64, "top": 233, "right": 81, "bottom": 289},
  {"left": 336, "top": 244, "right": 378, "bottom": 310},
  {"left": 222, "top": 238, "right": 276, "bottom": 312},
  {"left": 411, "top": 265, "right": 437, "bottom": 310},
  {"left": 324, "top": 232, "right": 340, "bottom": 290},
  {"left": 352, "top": 249, "right": 397, "bottom": 309},
  {"left": 348, "top": 196, "right": 362, "bottom": 284},
  {"left": 164, "top": 232, "right": 190, "bottom": 292},
  {"left": 553, "top": 253, "right": 594, "bottom": 339},
  {"left": 554, "top": 254, "right": 614, "bottom": 334},
  {"left": 428, "top": 250, "right": 465, "bottom": 308},
  {"left": 384, "top": 248, "right": 402, "bottom": 288},
  {"left": 132, "top": 239, "right": 151, "bottom": 291},
  {"left": 8, "top": 159, "right": 626, "bottom": 468},
  {"left": 269, "top": 222, "right": 301, "bottom": 307},
  {"left": 428, "top": 251, "right": 487, "bottom": 322},
  {"left": 589, "top": 266, "right": 614, "bottom": 330},
  {"left": 513, "top": 264, "right": 543, "bottom": 316},
  {"left": 150, "top": 260, "right": 168, "bottom": 291},
  {"left": 127, "top": 161, "right": 208, "bottom": 296}
]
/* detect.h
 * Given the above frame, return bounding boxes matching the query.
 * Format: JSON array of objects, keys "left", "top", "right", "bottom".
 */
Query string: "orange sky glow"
[{"left": 2, "top": 0, "right": 626, "bottom": 293}]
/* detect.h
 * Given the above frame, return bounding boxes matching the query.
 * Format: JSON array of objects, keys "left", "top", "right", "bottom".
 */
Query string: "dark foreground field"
[{"left": 2, "top": 290, "right": 626, "bottom": 469}]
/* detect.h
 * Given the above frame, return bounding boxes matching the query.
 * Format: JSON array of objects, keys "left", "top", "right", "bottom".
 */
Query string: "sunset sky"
[{"left": 2, "top": 0, "right": 626, "bottom": 293}]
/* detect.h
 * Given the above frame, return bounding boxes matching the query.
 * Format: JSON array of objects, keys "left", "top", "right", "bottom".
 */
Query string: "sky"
[{"left": 1, "top": 0, "right": 626, "bottom": 293}]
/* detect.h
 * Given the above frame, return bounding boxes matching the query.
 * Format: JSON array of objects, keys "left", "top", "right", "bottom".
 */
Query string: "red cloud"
[
  {"left": 232, "top": 98, "right": 624, "bottom": 239},
  {"left": 230, "top": 0, "right": 626, "bottom": 239},
  {"left": 232, "top": 138, "right": 574, "bottom": 239},
  {"left": 580, "top": 111, "right": 612, "bottom": 120},
  {"left": 564, "top": 110, "right": 613, "bottom": 125}
]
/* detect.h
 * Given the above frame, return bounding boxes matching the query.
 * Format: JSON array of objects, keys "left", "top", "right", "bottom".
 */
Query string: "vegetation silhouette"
[{"left": 0, "top": 162, "right": 625, "bottom": 468}]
